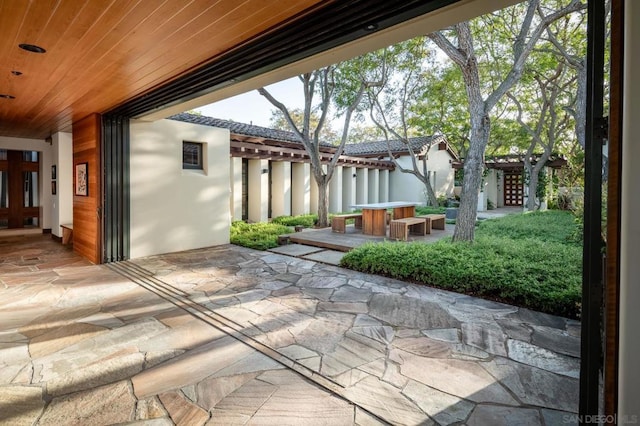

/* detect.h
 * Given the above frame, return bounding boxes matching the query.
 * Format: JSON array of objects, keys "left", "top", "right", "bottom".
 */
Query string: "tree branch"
[{"left": 427, "top": 30, "right": 467, "bottom": 67}]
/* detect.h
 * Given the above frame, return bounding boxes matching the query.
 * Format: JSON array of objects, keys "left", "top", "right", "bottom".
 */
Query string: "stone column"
[
  {"left": 270, "top": 161, "right": 291, "bottom": 218},
  {"left": 329, "top": 166, "right": 343, "bottom": 213},
  {"left": 247, "top": 159, "right": 268, "bottom": 223},
  {"left": 291, "top": 162, "right": 310, "bottom": 215}
]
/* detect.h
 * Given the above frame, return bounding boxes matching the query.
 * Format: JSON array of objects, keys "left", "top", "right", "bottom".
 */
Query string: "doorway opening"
[{"left": 0, "top": 149, "right": 40, "bottom": 230}]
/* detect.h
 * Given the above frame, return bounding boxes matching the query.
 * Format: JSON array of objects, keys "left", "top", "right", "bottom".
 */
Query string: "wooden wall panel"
[{"left": 72, "top": 114, "right": 101, "bottom": 264}]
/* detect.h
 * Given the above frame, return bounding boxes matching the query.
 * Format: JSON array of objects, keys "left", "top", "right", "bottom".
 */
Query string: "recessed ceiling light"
[
  {"left": 19, "top": 43, "right": 46, "bottom": 53},
  {"left": 11, "top": 70, "right": 23, "bottom": 76},
  {"left": 0, "top": 94, "right": 16, "bottom": 99},
  {"left": 365, "top": 23, "right": 378, "bottom": 31}
]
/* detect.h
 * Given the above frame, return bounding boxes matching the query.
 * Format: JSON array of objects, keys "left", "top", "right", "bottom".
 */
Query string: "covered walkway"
[{"left": 1, "top": 235, "right": 579, "bottom": 425}]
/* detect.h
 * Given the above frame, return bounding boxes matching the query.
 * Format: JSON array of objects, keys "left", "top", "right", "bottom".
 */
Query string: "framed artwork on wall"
[
  {"left": 51, "top": 181, "right": 56, "bottom": 195},
  {"left": 75, "top": 162, "right": 88, "bottom": 196},
  {"left": 51, "top": 165, "right": 56, "bottom": 180}
]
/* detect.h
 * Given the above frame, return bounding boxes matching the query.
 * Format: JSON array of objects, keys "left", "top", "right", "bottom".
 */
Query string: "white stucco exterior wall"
[
  {"left": 388, "top": 148, "right": 454, "bottom": 204},
  {"left": 51, "top": 132, "right": 73, "bottom": 236},
  {"left": 619, "top": 1, "right": 640, "bottom": 416},
  {"left": 0, "top": 136, "right": 52, "bottom": 231},
  {"left": 129, "top": 119, "right": 230, "bottom": 258},
  {"left": 485, "top": 169, "right": 498, "bottom": 209}
]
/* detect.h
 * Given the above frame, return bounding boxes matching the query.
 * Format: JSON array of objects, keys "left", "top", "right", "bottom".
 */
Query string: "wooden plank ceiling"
[{"left": 0, "top": 0, "right": 326, "bottom": 139}]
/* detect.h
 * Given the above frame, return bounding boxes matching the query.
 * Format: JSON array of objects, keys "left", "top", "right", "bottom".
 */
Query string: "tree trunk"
[
  {"left": 525, "top": 153, "right": 549, "bottom": 211},
  {"left": 424, "top": 180, "right": 438, "bottom": 207},
  {"left": 525, "top": 164, "right": 539, "bottom": 211},
  {"left": 453, "top": 105, "right": 490, "bottom": 241},
  {"left": 315, "top": 174, "right": 330, "bottom": 228}
]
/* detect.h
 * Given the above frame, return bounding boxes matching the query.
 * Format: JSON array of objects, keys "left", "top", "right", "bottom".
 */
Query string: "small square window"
[{"left": 183, "top": 141, "right": 203, "bottom": 170}]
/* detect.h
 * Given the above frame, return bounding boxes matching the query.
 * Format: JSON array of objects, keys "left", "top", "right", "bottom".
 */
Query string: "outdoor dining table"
[{"left": 350, "top": 201, "right": 420, "bottom": 236}]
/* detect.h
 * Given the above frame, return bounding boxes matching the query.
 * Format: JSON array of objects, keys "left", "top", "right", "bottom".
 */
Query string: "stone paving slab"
[
  {"left": 302, "top": 249, "right": 346, "bottom": 265},
  {"left": 0, "top": 236, "right": 364, "bottom": 425},
  {"left": 133, "top": 244, "right": 581, "bottom": 425},
  {"left": 0, "top": 235, "right": 581, "bottom": 425},
  {"left": 268, "top": 244, "right": 324, "bottom": 257}
]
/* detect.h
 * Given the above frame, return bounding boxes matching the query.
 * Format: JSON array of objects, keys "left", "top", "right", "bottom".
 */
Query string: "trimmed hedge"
[{"left": 340, "top": 210, "right": 582, "bottom": 318}]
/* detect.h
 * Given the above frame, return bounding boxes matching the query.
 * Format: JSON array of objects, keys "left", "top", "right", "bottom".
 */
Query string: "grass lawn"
[{"left": 340, "top": 210, "right": 582, "bottom": 319}]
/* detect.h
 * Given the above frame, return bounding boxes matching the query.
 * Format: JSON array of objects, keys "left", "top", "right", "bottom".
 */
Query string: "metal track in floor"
[{"left": 107, "top": 260, "right": 389, "bottom": 424}]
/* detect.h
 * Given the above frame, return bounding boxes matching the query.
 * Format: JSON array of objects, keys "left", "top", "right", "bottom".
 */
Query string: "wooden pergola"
[{"left": 230, "top": 134, "right": 395, "bottom": 170}]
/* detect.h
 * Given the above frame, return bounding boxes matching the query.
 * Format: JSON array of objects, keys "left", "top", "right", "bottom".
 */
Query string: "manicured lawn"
[{"left": 340, "top": 210, "right": 582, "bottom": 319}]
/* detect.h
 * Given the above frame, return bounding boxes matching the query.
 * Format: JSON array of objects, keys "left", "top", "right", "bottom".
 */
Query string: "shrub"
[
  {"left": 415, "top": 206, "right": 446, "bottom": 216},
  {"left": 272, "top": 214, "right": 317, "bottom": 228},
  {"left": 340, "top": 210, "right": 582, "bottom": 319},
  {"left": 230, "top": 221, "right": 293, "bottom": 250}
]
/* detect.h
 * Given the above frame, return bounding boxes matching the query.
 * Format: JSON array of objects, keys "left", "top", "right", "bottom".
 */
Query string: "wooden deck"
[{"left": 288, "top": 223, "right": 455, "bottom": 252}]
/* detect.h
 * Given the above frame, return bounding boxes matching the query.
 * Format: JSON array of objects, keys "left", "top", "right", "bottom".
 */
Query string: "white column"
[
  {"left": 368, "top": 169, "right": 379, "bottom": 204},
  {"left": 247, "top": 159, "right": 268, "bottom": 223},
  {"left": 230, "top": 157, "right": 243, "bottom": 221},
  {"left": 620, "top": 2, "right": 640, "bottom": 416},
  {"left": 356, "top": 168, "right": 368, "bottom": 204},
  {"left": 291, "top": 162, "right": 310, "bottom": 215},
  {"left": 329, "top": 166, "right": 343, "bottom": 213},
  {"left": 342, "top": 166, "right": 357, "bottom": 211},
  {"left": 270, "top": 161, "right": 291, "bottom": 218},
  {"left": 379, "top": 169, "right": 389, "bottom": 202}
]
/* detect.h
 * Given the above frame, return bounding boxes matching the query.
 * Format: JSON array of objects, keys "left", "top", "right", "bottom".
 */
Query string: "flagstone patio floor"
[{"left": 0, "top": 234, "right": 580, "bottom": 425}]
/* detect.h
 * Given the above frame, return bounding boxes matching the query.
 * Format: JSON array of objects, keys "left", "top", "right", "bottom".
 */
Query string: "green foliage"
[
  {"left": 340, "top": 210, "right": 582, "bottom": 318},
  {"left": 415, "top": 206, "right": 446, "bottom": 216},
  {"left": 536, "top": 169, "right": 549, "bottom": 201},
  {"left": 454, "top": 169, "right": 464, "bottom": 186},
  {"left": 476, "top": 210, "right": 579, "bottom": 244},
  {"left": 230, "top": 221, "right": 293, "bottom": 250},
  {"left": 272, "top": 214, "right": 318, "bottom": 228}
]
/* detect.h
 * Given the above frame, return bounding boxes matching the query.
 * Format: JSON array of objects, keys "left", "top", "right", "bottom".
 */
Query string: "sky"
[{"left": 195, "top": 77, "right": 303, "bottom": 128}]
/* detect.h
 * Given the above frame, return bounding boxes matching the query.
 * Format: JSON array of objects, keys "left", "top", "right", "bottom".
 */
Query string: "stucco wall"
[
  {"left": 485, "top": 169, "right": 498, "bottom": 209},
  {"left": 129, "top": 119, "right": 230, "bottom": 258},
  {"left": 0, "top": 136, "right": 53, "bottom": 231},
  {"left": 389, "top": 148, "right": 454, "bottom": 204},
  {"left": 51, "top": 132, "right": 73, "bottom": 237}
]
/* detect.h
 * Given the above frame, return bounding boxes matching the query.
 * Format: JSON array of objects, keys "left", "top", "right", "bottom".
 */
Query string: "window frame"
[{"left": 182, "top": 141, "right": 204, "bottom": 170}]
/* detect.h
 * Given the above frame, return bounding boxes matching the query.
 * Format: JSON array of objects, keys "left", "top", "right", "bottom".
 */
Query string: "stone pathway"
[
  {"left": 269, "top": 243, "right": 346, "bottom": 265},
  {"left": 0, "top": 235, "right": 580, "bottom": 425}
]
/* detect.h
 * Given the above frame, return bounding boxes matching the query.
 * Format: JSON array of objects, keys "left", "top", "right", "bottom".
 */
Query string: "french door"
[{"left": 0, "top": 150, "right": 40, "bottom": 229}]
